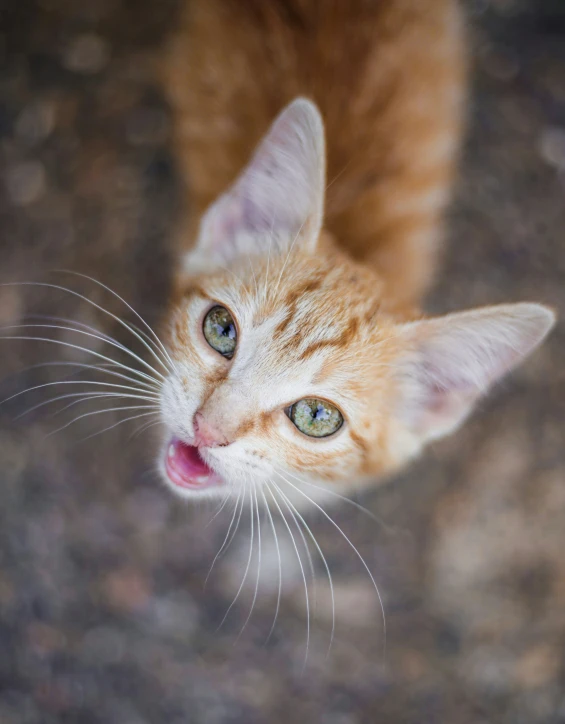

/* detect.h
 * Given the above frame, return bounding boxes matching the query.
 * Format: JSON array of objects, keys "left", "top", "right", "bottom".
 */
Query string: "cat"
[{"left": 158, "top": 0, "right": 555, "bottom": 507}]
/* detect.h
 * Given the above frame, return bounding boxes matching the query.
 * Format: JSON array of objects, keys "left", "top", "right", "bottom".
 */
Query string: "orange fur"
[
  {"left": 163, "top": 0, "right": 466, "bottom": 309},
  {"left": 156, "top": 1, "right": 554, "bottom": 503},
  {"left": 164, "top": 248, "right": 407, "bottom": 490}
]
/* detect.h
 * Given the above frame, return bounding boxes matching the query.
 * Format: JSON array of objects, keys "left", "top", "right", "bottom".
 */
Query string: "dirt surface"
[{"left": 1, "top": 1, "right": 565, "bottom": 722}]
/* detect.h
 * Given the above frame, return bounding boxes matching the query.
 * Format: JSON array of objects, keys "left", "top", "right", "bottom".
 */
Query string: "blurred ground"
[{"left": 1, "top": 1, "right": 565, "bottom": 722}]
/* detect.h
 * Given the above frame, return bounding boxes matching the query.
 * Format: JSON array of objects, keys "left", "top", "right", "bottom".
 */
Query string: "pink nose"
[{"left": 193, "top": 412, "right": 230, "bottom": 448}]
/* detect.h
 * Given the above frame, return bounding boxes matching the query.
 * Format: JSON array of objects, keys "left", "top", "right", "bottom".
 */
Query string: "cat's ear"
[
  {"left": 188, "top": 98, "right": 326, "bottom": 272},
  {"left": 396, "top": 303, "right": 555, "bottom": 443}
]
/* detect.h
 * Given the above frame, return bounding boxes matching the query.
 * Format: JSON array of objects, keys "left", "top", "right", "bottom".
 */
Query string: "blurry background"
[{"left": 1, "top": 0, "right": 565, "bottom": 722}]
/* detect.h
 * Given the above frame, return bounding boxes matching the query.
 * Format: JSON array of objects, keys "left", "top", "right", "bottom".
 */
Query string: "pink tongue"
[{"left": 165, "top": 439, "right": 222, "bottom": 490}]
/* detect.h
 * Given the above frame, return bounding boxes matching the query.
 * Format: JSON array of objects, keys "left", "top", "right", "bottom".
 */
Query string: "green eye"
[
  {"left": 203, "top": 305, "right": 237, "bottom": 358},
  {"left": 288, "top": 398, "right": 343, "bottom": 438}
]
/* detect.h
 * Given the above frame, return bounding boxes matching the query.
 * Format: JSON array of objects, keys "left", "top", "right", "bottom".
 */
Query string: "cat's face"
[
  {"left": 159, "top": 246, "right": 412, "bottom": 505},
  {"left": 157, "top": 99, "right": 554, "bottom": 505}
]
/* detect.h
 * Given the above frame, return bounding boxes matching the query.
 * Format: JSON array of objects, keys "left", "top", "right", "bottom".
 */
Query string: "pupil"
[
  {"left": 215, "top": 322, "right": 234, "bottom": 339},
  {"left": 314, "top": 404, "right": 330, "bottom": 421}
]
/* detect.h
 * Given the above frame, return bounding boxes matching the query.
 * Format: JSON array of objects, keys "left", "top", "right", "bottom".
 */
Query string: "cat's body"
[
  {"left": 158, "top": 0, "right": 554, "bottom": 505},
  {"left": 164, "top": 0, "right": 466, "bottom": 310}
]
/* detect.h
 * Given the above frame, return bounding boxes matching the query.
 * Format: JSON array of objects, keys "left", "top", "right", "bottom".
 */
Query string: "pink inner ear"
[
  {"left": 206, "top": 196, "right": 244, "bottom": 253},
  {"left": 197, "top": 98, "right": 325, "bottom": 264},
  {"left": 400, "top": 303, "right": 555, "bottom": 441},
  {"left": 408, "top": 357, "right": 482, "bottom": 439}
]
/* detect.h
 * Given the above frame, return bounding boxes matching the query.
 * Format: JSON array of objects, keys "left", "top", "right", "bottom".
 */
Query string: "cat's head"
[{"left": 158, "top": 99, "right": 555, "bottom": 506}]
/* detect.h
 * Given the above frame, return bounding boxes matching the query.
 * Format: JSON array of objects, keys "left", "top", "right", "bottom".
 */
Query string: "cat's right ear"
[
  {"left": 394, "top": 303, "right": 556, "bottom": 445},
  {"left": 185, "top": 98, "right": 326, "bottom": 274}
]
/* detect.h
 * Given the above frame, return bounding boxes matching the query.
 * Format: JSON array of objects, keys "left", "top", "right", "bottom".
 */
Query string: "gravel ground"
[{"left": 1, "top": 1, "right": 565, "bottom": 722}]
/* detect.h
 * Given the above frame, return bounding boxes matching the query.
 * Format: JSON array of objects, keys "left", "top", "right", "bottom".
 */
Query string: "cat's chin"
[{"left": 161, "top": 438, "right": 226, "bottom": 498}]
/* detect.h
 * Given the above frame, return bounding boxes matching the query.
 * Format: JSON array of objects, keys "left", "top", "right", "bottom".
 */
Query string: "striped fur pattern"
[
  {"left": 164, "top": 0, "right": 466, "bottom": 308},
  {"left": 159, "top": 0, "right": 555, "bottom": 503}
]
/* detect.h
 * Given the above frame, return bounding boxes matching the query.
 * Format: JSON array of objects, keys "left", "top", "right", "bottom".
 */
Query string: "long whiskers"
[
  {"left": 79, "top": 410, "right": 160, "bottom": 443},
  {"left": 288, "top": 475, "right": 391, "bottom": 532},
  {"left": 0, "top": 335, "right": 162, "bottom": 389},
  {"left": 0, "top": 280, "right": 173, "bottom": 377},
  {"left": 266, "top": 481, "right": 310, "bottom": 671},
  {"left": 261, "top": 487, "right": 282, "bottom": 644},
  {"left": 46, "top": 403, "right": 159, "bottom": 438},
  {"left": 3, "top": 360, "right": 159, "bottom": 393},
  {"left": 128, "top": 418, "right": 162, "bottom": 442},
  {"left": 278, "top": 470, "right": 387, "bottom": 659},
  {"left": 271, "top": 480, "right": 316, "bottom": 586},
  {"left": 204, "top": 489, "right": 243, "bottom": 588},
  {"left": 217, "top": 486, "right": 254, "bottom": 632},
  {"left": 218, "top": 489, "right": 246, "bottom": 565},
  {"left": 0, "top": 323, "right": 166, "bottom": 383},
  {"left": 272, "top": 216, "right": 307, "bottom": 300},
  {"left": 53, "top": 270, "right": 177, "bottom": 373},
  {"left": 3, "top": 375, "right": 159, "bottom": 412},
  {"left": 16, "top": 389, "right": 159, "bottom": 421},
  {"left": 236, "top": 485, "right": 262, "bottom": 641},
  {"left": 270, "top": 478, "right": 335, "bottom": 657},
  {"left": 206, "top": 490, "right": 233, "bottom": 529},
  {"left": 219, "top": 265, "right": 251, "bottom": 299},
  {"left": 262, "top": 214, "right": 276, "bottom": 307},
  {"left": 23, "top": 314, "right": 174, "bottom": 383}
]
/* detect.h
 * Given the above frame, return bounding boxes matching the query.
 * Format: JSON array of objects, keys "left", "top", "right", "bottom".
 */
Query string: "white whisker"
[
  {"left": 45, "top": 393, "right": 116, "bottom": 418},
  {"left": 206, "top": 491, "right": 232, "bottom": 529},
  {"left": 5, "top": 378, "right": 159, "bottom": 416},
  {"left": 271, "top": 479, "right": 335, "bottom": 656},
  {"left": 236, "top": 485, "right": 262, "bottom": 642},
  {"left": 273, "top": 216, "right": 307, "bottom": 300},
  {"left": 2, "top": 279, "right": 174, "bottom": 378},
  {"left": 128, "top": 418, "right": 162, "bottom": 442},
  {"left": 278, "top": 471, "right": 387, "bottom": 659},
  {"left": 4, "top": 360, "right": 160, "bottom": 393},
  {"left": 54, "top": 270, "right": 177, "bottom": 373},
  {"left": 219, "top": 265, "right": 250, "bottom": 298},
  {"left": 261, "top": 486, "right": 282, "bottom": 644},
  {"left": 272, "top": 481, "right": 315, "bottom": 585},
  {"left": 0, "top": 335, "right": 161, "bottom": 388},
  {"left": 263, "top": 213, "right": 276, "bottom": 306},
  {"left": 24, "top": 313, "right": 119, "bottom": 344},
  {"left": 246, "top": 253, "right": 260, "bottom": 300},
  {"left": 24, "top": 313, "right": 174, "bottom": 381},
  {"left": 0, "top": 323, "right": 166, "bottom": 383},
  {"left": 47, "top": 403, "right": 159, "bottom": 437},
  {"left": 217, "top": 487, "right": 254, "bottom": 631},
  {"left": 286, "top": 475, "right": 388, "bottom": 531},
  {"left": 16, "top": 389, "right": 159, "bottom": 420},
  {"left": 218, "top": 490, "right": 246, "bottom": 562},
  {"left": 266, "top": 481, "right": 310, "bottom": 671},
  {"left": 204, "top": 490, "right": 243, "bottom": 588},
  {"left": 78, "top": 410, "right": 160, "bottom": 442}
]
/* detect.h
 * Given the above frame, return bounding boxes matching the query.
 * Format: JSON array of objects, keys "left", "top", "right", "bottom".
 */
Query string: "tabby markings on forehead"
[
  {"left": 273, "top": 297, "right": 362, "bottom": 358},
  {"left": 273, "top": 277, "right": 324, "bottom": 337},
  {"left": 297, "top": 316, "right": 361, "bottom": 361},
  {"left": 178, "top": 282, "right": 210, "bottom": 303}
]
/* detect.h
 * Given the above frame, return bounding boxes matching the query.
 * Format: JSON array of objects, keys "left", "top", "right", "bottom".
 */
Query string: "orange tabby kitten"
[{"left": 158, "top": 0, "right": 555, "bottom": 505}]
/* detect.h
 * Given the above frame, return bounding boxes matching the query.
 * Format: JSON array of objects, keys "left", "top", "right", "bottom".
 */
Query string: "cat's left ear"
[
  {"left": 395, "top": 303, "right": 556, "bottom": 444},
  {"left": 187, "top": 98, "right": 326, "bottom": 272}
]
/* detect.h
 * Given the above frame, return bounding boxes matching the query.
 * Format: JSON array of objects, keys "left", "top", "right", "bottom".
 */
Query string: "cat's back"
[{"left": 164, "top": 0, "right": 466, "bottom": 305}]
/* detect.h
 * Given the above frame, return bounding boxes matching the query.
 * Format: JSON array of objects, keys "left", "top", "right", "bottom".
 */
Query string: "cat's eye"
[
  {"left": 288, "top": 398, "right": 343, "bottom": 438},
  {"left": 203, "top": 305, "right": 237, "bottom": 358}
]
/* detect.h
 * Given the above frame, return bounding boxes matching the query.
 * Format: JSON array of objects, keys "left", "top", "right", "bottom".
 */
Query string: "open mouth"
[{"left": 165, "top": 438, "right": 223, "bottom": 491}]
